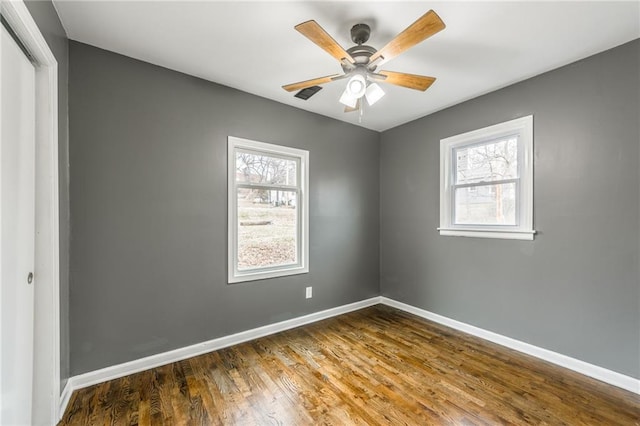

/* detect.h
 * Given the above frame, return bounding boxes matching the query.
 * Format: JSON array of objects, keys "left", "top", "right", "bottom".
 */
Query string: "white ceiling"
[{"left": 53, "top": 1, "right": 639, "bottom": 131}]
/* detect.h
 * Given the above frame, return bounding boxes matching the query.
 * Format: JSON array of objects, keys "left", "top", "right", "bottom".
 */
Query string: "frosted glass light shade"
[
  {"left": 339, "top": 89, "right": 358, "bottom": 108},
  {"left": 365, "top": 83, "right": 385, "bottom": 106}
]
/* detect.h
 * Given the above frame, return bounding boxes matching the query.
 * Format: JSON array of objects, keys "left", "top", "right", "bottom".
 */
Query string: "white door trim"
[{"left": 0, "top": 1, "right": 60, "bottom": 423}]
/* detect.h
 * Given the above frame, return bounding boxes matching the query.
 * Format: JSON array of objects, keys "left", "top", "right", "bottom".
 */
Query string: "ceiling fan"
[{"left": 282, "top": 10, "right": 446, "bottom": 112}]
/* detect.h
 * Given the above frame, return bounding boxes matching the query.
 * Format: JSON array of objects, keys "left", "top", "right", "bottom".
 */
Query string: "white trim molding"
[
  {"left": 439, "top": 115, "right": 535, "bottom": 240},
  {"left": 1, "top": 1, "right": 61, "bottom": 424},
  {"left": 380, "top": 297, "right": 640, "bottom": 395},
  {"left": 227, "top": 136, "right": 310, "bottom": 284},
  {"left": 58, "top": 380, "right": 73, "bottom": 420},
  {"left": 437, "top": 228, "right": 536, "bottom": 240}
]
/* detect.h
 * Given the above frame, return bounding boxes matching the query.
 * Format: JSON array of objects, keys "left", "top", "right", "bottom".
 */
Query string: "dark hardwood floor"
[{"left": 59, "top": 305, "right": 640, "bottom": 425}]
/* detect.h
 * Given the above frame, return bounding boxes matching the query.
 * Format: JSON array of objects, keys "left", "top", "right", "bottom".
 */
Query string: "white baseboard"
[
  {"left": 380, "top": 297, "right": 640, "bottom": 395},
  {"left": 59, "top": 296, "right": 381, "bottom": 420},
  {"left": 59, "top": 295, "right": 639, "bottom": 420},
  {"left": 58, "top": 380, "right": 73, "bottom": 420}
]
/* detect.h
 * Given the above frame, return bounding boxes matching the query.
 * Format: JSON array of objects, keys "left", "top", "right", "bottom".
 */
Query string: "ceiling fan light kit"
[
  {"left": 339, "top": 80, "right": 385, "bottom": 109},
  {"left": 283, "top": 10, "right": 446, "bottom": 114}
]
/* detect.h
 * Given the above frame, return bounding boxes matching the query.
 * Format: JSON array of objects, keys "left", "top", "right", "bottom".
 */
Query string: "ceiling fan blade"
[
  {"left": 295, "top": 20, "right": 356, "bottom": 64},
  {"left": 282, "top": 74, "right": 342, "bottom": 92},
  {"left": 369, "top": 10, "right": 445, "bottom": 65},
  {"left": 378, "top": 71, "right": 436, "bottom": 91},
  {"left": 344, "top": 98, "right": 361, "bottom": 113}
]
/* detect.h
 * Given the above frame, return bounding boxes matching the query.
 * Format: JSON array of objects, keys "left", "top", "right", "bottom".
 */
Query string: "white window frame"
[
  {"left": 439, "top": 115, "right": 535, "bottom": 240},
  {"left": 228, "top": 136, "right": 309, "bottom": 283}
]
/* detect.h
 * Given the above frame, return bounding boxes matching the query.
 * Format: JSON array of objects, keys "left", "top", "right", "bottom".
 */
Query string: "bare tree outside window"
[{"left": 236, "top": 152, "right": 297, "bottom": 186}]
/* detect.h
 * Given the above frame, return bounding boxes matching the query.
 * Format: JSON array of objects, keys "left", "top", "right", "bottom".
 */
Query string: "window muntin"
[
  {"left": 439, "top": 116, "right": 534, "bottom": 240},
  {"left": 228, "top": 137, "right": 309, "bottom": 283}
]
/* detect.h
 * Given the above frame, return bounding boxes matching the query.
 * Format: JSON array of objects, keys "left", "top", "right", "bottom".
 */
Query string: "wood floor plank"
[{"left": 58, "top": 305, "right": 640, "bottom": 425}]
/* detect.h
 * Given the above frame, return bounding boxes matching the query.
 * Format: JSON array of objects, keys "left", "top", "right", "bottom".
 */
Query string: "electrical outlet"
[{"left": 305, "top": 286, "right": 312, "bottom": 299}]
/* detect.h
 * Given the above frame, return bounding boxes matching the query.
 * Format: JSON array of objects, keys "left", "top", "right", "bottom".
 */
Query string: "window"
[
  {"left": 228, "top": 136, "right": 309, "bottom": 283},
  {"left": 439, "top": 116, "right": 535, "bottom": 240}
]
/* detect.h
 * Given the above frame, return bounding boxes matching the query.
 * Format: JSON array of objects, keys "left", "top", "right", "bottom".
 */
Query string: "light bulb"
[
  {"left": 348, "top": 79, "right": 364, "bottom": 94},
  {"left": 345, "top": 74, "right": 366, "bottom": 98}
]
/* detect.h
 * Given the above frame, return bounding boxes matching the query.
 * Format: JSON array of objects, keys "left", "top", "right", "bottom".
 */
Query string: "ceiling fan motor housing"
[
  {"left": 343, "top": 44, "right": 377, "bottom": 73},
  {"left": 350, "top": 23, "right": 371, "bottom": 45}
]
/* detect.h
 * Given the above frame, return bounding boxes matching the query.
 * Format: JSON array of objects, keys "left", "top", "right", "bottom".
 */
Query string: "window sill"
[
  {"left": 437, "top": 228, "right": 536, "bottom": 241},
  {"left": 228, "top": 265, "right": 308, "bottom": 284}
]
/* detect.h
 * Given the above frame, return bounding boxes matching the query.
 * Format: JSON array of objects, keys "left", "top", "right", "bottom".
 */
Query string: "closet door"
[{"left": 1, "top": 24, "right": 36, "bottom": 426}]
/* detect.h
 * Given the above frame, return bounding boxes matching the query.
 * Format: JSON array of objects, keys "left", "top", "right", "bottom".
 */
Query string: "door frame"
[{"left": 1, "top": 1, "right": 60, "bottom": 423}]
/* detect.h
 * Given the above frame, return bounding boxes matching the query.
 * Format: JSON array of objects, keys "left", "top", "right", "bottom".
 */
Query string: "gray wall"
[
  {"left": 24, "top": 0, "right": 70, "bottom": 389},
  {"left": 380, "top": 39, "right": 640, "bottom": 378},
  {"left": 68, "top": 41, "right": 380, "bottom": 375},
  {"left": 68, "top": 35, "right": 638, "bottom": 380}
]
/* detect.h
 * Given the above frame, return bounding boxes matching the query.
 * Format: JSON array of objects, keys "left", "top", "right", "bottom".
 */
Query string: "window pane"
[
  {"left": 454, "top": 183, "right": 516, "bottom": 225},
  {"left": 455, "top": 137, "right": 518, "bottom": 184},
  {"left": 237, "top": 188, "right": 297, "bottom": 270},
  {"left": 236, "top": 151, "right": 297, "bottom": 186}
]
